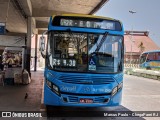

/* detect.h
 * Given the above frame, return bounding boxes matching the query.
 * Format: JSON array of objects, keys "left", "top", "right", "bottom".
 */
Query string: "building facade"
[{"left": 124, "top": 31, "right": 160, "bottom": 64}]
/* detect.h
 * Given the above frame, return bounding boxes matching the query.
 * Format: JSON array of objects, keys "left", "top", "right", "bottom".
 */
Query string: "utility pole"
[{"left": 129, "top": 10, "right": 136, "bottom": 65}]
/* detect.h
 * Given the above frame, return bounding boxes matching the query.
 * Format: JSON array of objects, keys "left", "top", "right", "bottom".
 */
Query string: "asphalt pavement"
[{"left": 1, "top": 72, "right": 160, "bottom": 120}]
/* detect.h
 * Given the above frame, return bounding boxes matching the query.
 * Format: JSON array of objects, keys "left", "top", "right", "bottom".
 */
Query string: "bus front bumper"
[{"left": 44, "top": 86, "right": 122, "bottom": 107}]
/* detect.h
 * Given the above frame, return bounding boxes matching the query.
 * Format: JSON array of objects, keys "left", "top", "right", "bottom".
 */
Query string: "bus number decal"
[{"left": 53, "top": 58, "right": 76, "bottom": 67}]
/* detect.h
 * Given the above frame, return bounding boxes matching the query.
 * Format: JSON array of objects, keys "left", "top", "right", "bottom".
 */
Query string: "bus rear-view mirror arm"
[{"left": 39, "top": 31, "right": 48, "bottom": 58}]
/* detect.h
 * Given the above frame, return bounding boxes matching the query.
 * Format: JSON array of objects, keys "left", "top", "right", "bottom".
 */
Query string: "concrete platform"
[{"left": 0, "top": 71, "right": 44, "bottom": 111}]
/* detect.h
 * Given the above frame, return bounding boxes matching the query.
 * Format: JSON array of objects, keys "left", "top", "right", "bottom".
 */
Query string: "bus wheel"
[
  {"left": 46, "top": 105, "right": 55, "bottom": 117},
  {"left": 46, "top": 105, "right": 61, "bottom": 117}
]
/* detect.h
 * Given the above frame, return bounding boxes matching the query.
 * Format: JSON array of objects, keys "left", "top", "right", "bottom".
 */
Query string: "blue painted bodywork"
[
  {"left": 43, "top": 16, "right": 124, "bottom": 107},
  {"left": 44, "top": 69, "right": 123, "bottom": 107}
]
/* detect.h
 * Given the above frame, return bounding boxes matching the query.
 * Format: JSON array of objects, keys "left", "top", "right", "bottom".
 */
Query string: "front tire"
[{"left": 46, "top": 105, "right": 55, "bottom": 117}]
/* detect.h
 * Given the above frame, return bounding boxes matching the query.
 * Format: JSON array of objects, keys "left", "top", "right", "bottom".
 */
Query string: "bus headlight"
[
  {"left": 46, "top": 79, "right": 60, "bottom": 96},
  {"left": 52, "top": 83, "right": 60, "bottom": 95},
  {"left": 112, "top": 82, "right": 123, "bottom": 96},
  {"left": 46, "top": 79, "right": 52, "bottom": 89},
  {"left": 111, "top": 86, "right": 118, "bottom": 96}
]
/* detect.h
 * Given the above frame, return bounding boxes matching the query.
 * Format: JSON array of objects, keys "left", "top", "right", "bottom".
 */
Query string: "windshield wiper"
[{"left": 95, "top": 32, "right": 108, "bottom": 52}]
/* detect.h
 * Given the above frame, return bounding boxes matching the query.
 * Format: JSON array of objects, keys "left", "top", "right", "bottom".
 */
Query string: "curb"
[{"left": 124, "top": 68, "right": 160, "bottom": 81}]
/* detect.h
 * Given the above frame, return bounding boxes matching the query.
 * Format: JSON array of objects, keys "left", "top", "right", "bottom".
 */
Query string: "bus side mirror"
[
  {"left": 39, "top": 36, "right": 46, "bottom": 58},
  {"left": 39, "top": 36, "right": 45, "bottom": 51}
]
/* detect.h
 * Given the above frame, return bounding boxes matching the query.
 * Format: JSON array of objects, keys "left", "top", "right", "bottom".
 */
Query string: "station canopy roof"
[{"left": 0, "top": 0, "right": 109, "bottom": 35}]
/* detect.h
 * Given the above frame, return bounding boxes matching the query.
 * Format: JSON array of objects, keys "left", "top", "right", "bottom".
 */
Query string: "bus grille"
[
  {"left": 94, "top": 97, "right": 106, "bottom": 103},
  {"left": 58, "top": 75, "right": 114, "bottom": 84},
  {"left": 68, "top": 96, "right": 79, "bottom": 103}
]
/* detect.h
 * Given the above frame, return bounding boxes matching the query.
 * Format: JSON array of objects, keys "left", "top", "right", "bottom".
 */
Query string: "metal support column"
[
  {"left": 26, "top": 17, "right": 32, "bottom": 76},
  {"left": 34, "top": 34, "right": 38, "bottom": 71},
  {"left": 22, "top": 36, "right": 27, "bottom": 70}
]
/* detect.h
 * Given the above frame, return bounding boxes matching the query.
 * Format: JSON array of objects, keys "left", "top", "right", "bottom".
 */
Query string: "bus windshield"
[{"left": 47, "top": 31, "right": 123, "bottom": 73}]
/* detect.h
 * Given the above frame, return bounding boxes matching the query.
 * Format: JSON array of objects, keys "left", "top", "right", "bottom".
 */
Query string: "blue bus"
[
  {"left": 139, "top": 50, "right": 160, "bottom": 69},
  {"left": 39, "top": 14, "right": 124, "bottom": 108}
]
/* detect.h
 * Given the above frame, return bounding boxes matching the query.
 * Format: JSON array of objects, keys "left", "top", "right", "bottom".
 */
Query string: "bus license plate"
[{"left": 79, "top": 98, "right": 93, "bottom": 103}]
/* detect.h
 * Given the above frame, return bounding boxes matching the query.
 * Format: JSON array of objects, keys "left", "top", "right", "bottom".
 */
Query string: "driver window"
[{"left": 140, "top": 53, "right": 147, "bottom": 63}]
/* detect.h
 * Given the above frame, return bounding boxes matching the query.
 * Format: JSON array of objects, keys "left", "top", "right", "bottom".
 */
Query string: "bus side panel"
[
  {"left": 44, "top": 85, "right": 60, "bottom": 106},
  {"left": 43, "top": 69, "right": 123, "bottom": 107},
  {"left": 111, "top": 89, "right": 122, "bottom": 106}
]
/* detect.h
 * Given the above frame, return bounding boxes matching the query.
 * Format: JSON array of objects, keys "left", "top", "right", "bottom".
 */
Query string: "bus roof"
[
  {"left": 142, "top": 50, "right": 160, "bottom": 54},
  {"left": 52, "top": 14, "right": 121, "bottom": 23}
]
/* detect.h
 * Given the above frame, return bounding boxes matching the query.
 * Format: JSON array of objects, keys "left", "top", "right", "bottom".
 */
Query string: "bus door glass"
[{"left": 140, "top": 53, "right": 147, "bottom": 64}]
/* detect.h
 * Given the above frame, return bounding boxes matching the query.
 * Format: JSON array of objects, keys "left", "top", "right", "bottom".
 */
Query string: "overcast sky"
[{"left": 96, "top": 0, "right": 160, "bottom": 47}]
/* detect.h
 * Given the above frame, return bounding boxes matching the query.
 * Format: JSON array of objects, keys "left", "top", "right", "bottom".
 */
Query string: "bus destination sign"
[{"left": 60, "top": 19, "right": 116, "bottom": 30}]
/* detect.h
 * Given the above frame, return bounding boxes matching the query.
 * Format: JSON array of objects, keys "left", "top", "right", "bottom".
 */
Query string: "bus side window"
[
  {"left": 147, "top": 53, "right": 154, "bottom": 61},
  {"left": 155, "top": 52, "right": 160, "bottom": 60},
  {"left": 158, "top": 52, "right": 160, "bottom": 60}
]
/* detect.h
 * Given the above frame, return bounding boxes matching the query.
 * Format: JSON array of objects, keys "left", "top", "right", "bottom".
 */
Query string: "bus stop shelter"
[{"left": 0, "top": 0, "right": 109, "bottom": 75}]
